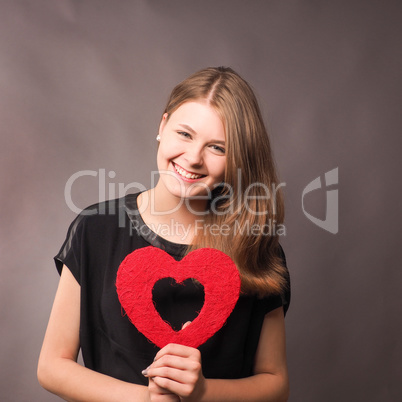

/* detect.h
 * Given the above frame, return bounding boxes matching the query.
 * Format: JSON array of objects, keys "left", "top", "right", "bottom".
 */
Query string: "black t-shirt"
[{"left": 54, "top": 193, "right": 290, "bottom": 385}]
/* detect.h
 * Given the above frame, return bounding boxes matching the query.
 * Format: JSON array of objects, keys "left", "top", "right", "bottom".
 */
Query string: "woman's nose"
[{"left": 185, "top": 147, "right": 204, "bottom": 167}]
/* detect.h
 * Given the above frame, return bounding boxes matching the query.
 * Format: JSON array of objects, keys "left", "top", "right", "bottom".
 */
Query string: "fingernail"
[{"left": 142, "top": 365, "right": 150, "bottom": 376}]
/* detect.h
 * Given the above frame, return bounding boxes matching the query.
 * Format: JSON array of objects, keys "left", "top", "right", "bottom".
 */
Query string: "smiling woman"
[{"left": 38, "top": 67, "right": 290, "bottom": 402}]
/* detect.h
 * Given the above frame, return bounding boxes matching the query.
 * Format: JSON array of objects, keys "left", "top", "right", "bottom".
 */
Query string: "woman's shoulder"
[
  {"left": 65, "top": 194, "right": 140, "bottom": 237},
  {"left": 79, "top": 194, "right": 138, "bottom": 215},
  {"left": 74, "top": 194, "right": 139, "bottom": 221}
]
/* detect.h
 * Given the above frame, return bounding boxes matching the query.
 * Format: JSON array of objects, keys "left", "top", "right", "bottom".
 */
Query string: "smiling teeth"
[{"left": 174, "top": 164, "right": 202, "bottom": 179}]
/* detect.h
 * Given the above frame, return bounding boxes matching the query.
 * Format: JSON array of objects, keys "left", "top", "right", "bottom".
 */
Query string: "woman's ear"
[{"left": 158, "top": 113, "right": 169, "bottom": 136}]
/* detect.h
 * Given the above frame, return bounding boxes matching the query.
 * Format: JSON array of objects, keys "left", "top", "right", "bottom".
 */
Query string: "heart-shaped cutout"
[
  {"left": 116, "top": 246, "right": 241, "bottom": 348},
  {"left": 152, "top": 278, "right": 205, "bottom": 331}
]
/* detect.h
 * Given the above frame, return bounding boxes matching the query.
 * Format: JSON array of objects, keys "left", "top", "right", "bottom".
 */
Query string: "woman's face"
[{"left": 156, "top": 100, "right": 226, "bottom": 202}]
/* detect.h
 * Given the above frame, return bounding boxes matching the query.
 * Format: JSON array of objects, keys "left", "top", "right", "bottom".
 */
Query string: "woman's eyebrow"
[{"left": 178, "top": 124, "right": 197, "bottom": 135}]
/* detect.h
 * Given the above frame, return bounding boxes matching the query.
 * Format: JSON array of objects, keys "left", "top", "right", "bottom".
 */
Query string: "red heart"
[{"left": 116, "top": 246, "right": 241, "bottom": 349}]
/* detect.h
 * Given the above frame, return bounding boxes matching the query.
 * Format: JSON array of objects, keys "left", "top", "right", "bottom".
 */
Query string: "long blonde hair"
[{"left": 163, "top": 67, "right": 288, "bottom": 297}]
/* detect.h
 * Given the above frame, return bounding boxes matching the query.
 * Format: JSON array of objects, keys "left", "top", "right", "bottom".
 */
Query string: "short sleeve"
[{"left": 54, "top": 212, "right": 88, "bottom": 284}]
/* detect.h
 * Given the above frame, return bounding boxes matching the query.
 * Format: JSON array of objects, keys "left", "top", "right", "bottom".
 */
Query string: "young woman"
[{"left": 38, "top": 67, "right": 290, "bottom": 401}]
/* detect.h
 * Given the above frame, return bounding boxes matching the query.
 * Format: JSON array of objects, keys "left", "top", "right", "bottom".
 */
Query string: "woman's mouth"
[{"left": 172, "top": 162, "right": 206, "bottom": 180}]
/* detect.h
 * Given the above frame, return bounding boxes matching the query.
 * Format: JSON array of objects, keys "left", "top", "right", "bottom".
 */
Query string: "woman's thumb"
[{"left": 182, "top": 321, "right": 191, "bottom": 329}]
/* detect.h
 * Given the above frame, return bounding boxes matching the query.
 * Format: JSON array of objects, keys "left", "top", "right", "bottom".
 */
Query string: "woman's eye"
[
  {"left": 178, "top": 131, "right": 191, "bottom": 138},
  {"left": 211, "top": 145, "right": 225, "bottom": 154}
]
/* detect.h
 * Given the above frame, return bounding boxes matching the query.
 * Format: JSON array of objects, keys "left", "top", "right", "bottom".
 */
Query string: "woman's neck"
[{"left": 137, "top": 187, "right": 208, "bottom": 244}]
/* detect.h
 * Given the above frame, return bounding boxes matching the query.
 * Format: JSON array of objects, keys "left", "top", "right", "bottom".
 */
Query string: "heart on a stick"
[{"left": 116, "top": 246, "right": 241, "bottom": 349}]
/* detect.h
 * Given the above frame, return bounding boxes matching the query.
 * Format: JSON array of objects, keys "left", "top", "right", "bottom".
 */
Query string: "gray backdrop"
[{"left": 1, "top": 1, "right": 401, "bottom": 401}]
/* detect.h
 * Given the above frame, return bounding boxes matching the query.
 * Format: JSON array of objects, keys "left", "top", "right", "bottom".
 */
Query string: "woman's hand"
[
  {"left": 147, "top": 377, "right": 180, "bottom": 402},
  {"left": 144, "top": 342, "right": 206, "bottom": 401}
]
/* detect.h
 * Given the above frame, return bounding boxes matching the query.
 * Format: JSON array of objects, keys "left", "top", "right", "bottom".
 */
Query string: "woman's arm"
[
  {"left": 202, "top": 306, "right": 289, "bottom": 401},
  {"left": 146, "top": 306, "right": 289, "bottom": 402},
  {"left": 37, "top": 265, "right": 151, "bottom": 402}
]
